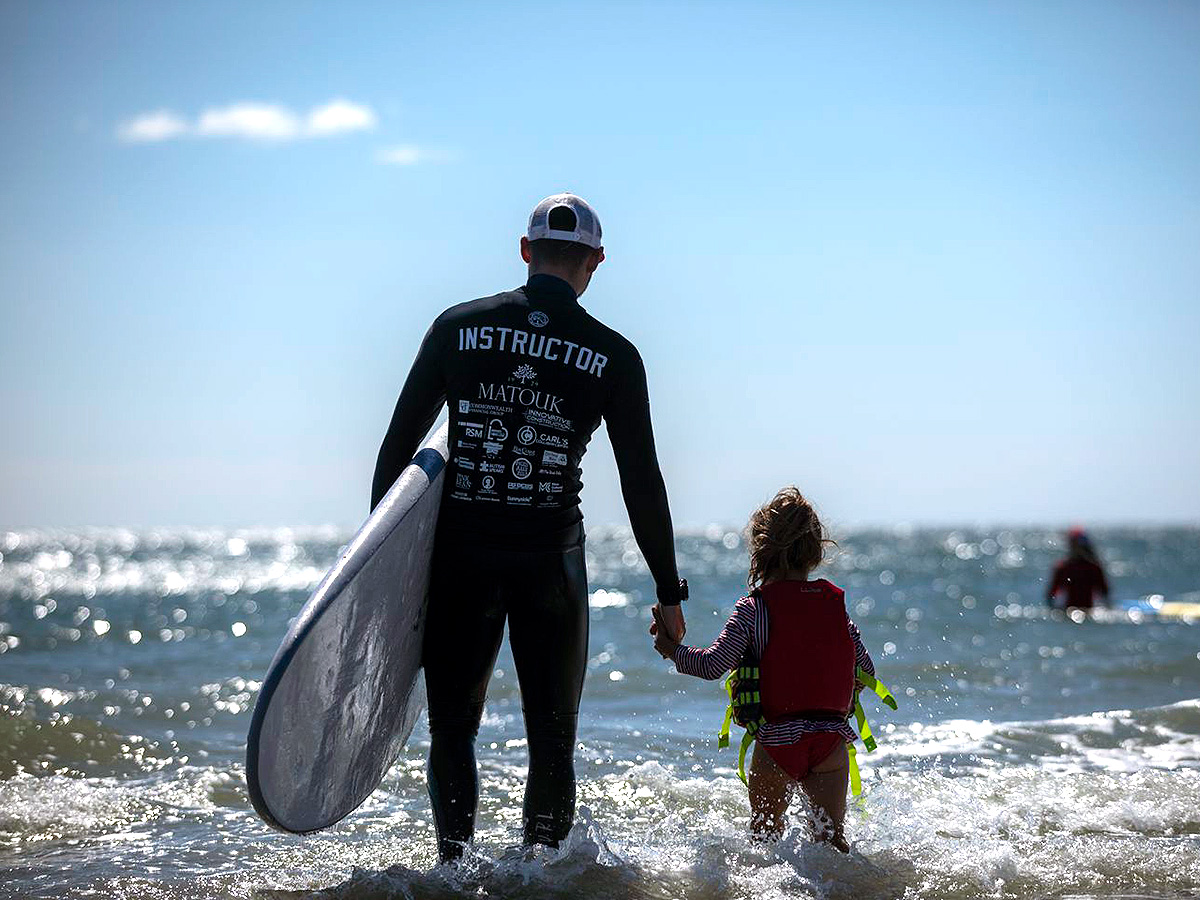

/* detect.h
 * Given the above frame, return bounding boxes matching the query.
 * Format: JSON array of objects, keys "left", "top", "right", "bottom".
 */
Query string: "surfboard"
[
  {"left": 1126, "top": 594, "right": 1200, "bottom": 621},
  {"left": 246, "top": 423, "right": 449, "bottom": 833}
]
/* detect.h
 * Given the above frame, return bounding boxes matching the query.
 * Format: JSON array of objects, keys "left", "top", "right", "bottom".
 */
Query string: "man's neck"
[{"left": 528, "top": 265, "right": 587, "bottom": 297}]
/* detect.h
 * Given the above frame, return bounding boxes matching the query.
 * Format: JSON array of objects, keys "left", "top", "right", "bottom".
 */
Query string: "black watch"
[{"left": 660, "top": 578, "right": 688, "bottom": 606}]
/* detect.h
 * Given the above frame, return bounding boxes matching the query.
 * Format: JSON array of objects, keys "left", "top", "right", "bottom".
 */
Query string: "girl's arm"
[{"left": 669, "top": 596, "right": 756, "bottom": 681}]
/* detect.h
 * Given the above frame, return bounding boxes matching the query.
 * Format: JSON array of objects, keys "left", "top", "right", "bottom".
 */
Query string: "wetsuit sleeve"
[
  {"left": 370, "top": 319, "right": 447, "bottom": 511},
  {"left": 848, "top": 617, "right": 876, "bottom": 685},
  {"left": 673, "top": 596, "right": 755, "bottom": 680},
  {"left": 603, "top": 347, "right": 681, "bottom": 604},
  {"left": 1095, "top": 564, "right": 1110, "bottom": 601}
]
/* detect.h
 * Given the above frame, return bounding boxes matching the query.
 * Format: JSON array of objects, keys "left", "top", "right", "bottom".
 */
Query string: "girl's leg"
[
  {"left": 748, "top": 741, "right": 796, "bottom": 840},
  {"left": 798, "top": 741, "right": 850, "bottom": 852}
]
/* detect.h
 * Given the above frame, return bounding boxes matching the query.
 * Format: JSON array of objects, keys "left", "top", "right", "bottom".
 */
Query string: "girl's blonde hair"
[{"left": 746, "top": 486, "right": 831, "bottom": 588}]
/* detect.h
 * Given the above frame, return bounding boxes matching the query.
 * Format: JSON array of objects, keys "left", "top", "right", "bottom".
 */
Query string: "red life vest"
[{"left": 759, "top": 579, "right": 855, "bottom": 721}]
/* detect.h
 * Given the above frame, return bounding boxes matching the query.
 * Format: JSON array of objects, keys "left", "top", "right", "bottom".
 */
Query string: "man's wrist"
[{"left": 657, "top": 578, "right": 688, "bottom": 606}]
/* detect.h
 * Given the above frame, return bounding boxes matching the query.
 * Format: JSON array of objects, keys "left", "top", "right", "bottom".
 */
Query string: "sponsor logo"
[
  {"left": 470, "top": 401, "right": 512, "bottom": 417},
  {"left": 507, "top": 482, "right": 533, "bottom": 491},
  {"left": 479, "top": 461, "right": 504, "bottom": 473},
  {"left": 542, "top": 450, "right": 568, "bottom": 467},
  {"left": 486, "top": 418, "right": 508, "bottom": 441},
  {"left": 455, "top": 473, "right": 471, "bottom": 490},
  {"left": 537, "top": 433, "right": 568, "bottom": 449},
  {"left": 523, "top": 408, "right": 573, "bottom": 432},
  {"left": 458, "top": 400, "right": 471, "bottom": 414},
  {"left": 518, "top": 425, "right": 537, "bottom": 445},
  {"left": 538, "top": 481, "right": 564, "bottom": 494},
  {"left": 528, "top": 311, "right": 550, "bottom": 328},
  {"left": 512, "top": 363, "right": 538, "bottom": 385},
  {"left": 457, "top": 440, "right": 477, "bottom": 450},
  {"left": 483, "top": 441, "right": 503, "bottom": 457},
  {"left": 512, "top": 458, "right": 533, "bottom": 480},
  {"left": 481, "top": 475, "right": 496, "bottom": 492},
  {"left": 479, "top": 383, "right": 564, "bottom": 414},
  {"left": 456, "top": 458, "right": 475, "bottom": 471},
  {"left": 508, "top": 495, "right": 532, "bottom": 506},
  {"left": 463, "top": 425, "right": 483, "bottom": 439}
]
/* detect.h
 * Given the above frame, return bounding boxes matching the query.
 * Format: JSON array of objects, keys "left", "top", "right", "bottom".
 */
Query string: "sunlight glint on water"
[{"left": 1, "top": 525, "right": 1198, "bottom": 898}]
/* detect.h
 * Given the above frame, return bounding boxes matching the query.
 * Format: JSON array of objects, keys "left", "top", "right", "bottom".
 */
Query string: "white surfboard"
[{"left": 246, "top": 424, "right": 448, "bottom": 833}]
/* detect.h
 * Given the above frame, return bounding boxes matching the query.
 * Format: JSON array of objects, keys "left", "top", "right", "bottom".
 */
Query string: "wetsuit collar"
[{"left": 524, "top": 273, "right": 580, "bottom": 306}]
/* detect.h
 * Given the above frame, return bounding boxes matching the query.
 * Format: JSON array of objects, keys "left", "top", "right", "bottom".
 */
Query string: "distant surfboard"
[
  {"left": 246, "top": 424, "right": 448, "bottom": 833},
  {"left": 1128, "top": 593, "right": 1200, "bottom": 621}
]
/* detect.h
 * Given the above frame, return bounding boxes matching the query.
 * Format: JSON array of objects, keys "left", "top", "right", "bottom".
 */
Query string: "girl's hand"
[{"left": 651, "top": 606, "right": 680, "bottom": 660}]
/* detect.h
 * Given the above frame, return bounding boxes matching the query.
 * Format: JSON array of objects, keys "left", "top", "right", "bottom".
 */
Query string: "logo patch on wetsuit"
[{"left": 528, "top": 311, "right": 550, "bottom": 328}]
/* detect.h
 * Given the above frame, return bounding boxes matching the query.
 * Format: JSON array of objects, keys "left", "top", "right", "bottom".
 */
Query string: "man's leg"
[
  {"left": 423, "top": 549, "right": 507, "bottom": 862},
  {"left": 506, "top": 544, "right": 589, "bottom": 847}
]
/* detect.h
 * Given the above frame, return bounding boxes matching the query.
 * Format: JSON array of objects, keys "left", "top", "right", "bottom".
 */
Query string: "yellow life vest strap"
[
  {"left": 853, "top": 695, "right": 877, "bottom": 752},
  {"left": 718, "top": 671, "right": 735, "bottom": 749},
  {"left": 847, "top": 742, "right": 862, "bottom": 796},
  {"left": 736, "top": 729, "right": 755, "bottom": 785},
  {"left": 718, "top": 702, "right": 734, "bottom": 750},
  {"left": 855, "top": 667, "right": 898, "bottom": 710},
  {"left": 847, "top": 667, "right": 898, "bottom": 797}
]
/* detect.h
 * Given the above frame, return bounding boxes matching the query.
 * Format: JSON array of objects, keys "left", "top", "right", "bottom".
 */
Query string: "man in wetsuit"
[
  {"left": 370, "top": 193, "right": 686, "bottom": 862},
  {"left": 1046, "top": 528, "right": 1110, "bottom": 610}
]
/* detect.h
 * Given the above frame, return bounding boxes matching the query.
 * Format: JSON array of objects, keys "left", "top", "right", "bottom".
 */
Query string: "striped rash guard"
[{"left": 672, "top": 592, "right": 876, "bottom": 745}]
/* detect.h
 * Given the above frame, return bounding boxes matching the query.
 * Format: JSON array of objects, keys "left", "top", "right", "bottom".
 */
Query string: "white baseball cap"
[{"left": 526, "top": 193, "right": 603, "bottom": 249}]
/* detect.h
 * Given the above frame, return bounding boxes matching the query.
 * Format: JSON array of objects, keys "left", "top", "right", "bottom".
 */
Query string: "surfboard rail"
[{"left": 246, "top": 423, "right": 449, "bottom": 833}]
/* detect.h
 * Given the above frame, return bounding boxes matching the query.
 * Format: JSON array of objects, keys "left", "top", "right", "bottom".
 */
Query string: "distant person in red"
[{"left": 1046, "top": 529, "right": 1110, "bottom": 610}]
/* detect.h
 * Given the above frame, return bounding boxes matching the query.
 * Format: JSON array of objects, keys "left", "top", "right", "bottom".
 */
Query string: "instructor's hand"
[{"left": 650, "top": 601, "right": 685, "bottom": 643}]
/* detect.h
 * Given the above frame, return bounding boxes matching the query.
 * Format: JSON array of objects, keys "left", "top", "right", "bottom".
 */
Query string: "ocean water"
[{"left": 1, "top": 524, "right": 1198, "bottom": 900}]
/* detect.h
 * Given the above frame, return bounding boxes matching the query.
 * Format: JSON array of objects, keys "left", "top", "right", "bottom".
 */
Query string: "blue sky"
[{"left": 2, "top": 1, "right": 1197, "bottom": 530}]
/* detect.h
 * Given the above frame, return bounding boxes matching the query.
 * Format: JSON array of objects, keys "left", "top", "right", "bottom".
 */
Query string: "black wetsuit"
[{"left": 371, "top": 274, "right": 681, "bottom": 860}]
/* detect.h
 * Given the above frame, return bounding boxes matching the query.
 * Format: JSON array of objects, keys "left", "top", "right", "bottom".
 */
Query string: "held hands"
[{"left": 651, "top": 605, "right": 682, "bottom": 660}]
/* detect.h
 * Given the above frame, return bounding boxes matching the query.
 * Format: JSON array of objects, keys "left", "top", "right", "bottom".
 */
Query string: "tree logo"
[
  {"left": 528, "top": 311, "right": 550, "bottom": 328},
  {"left": 512, "top": 364, "right": 538, "bottom": 385}
]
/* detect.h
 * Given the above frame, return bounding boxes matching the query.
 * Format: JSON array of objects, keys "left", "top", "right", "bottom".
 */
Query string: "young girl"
[{"left": 653, "top": 487, "right": 878, "bottom": 850}]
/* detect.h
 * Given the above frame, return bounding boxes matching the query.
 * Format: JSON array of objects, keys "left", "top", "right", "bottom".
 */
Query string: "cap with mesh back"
[{"left": 527, "top": 193, "right": 603, "bottom": 249}]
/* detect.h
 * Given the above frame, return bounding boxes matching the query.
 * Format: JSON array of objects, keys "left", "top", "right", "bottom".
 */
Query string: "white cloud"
[
  {"left": 196, "top": 103, "right": 301, "bottom": 141},
  {"left": 376, "top": 144, "right": 422, "bottom": 165},
  {"left": 117, "top": 110, "right": 189, "bottom": 143},
  {"left": 306, "top": 99, "right": 377, "bottom": 137},
  {"left": 115, "top": 100, "right": 379, "bottom": 143}
]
